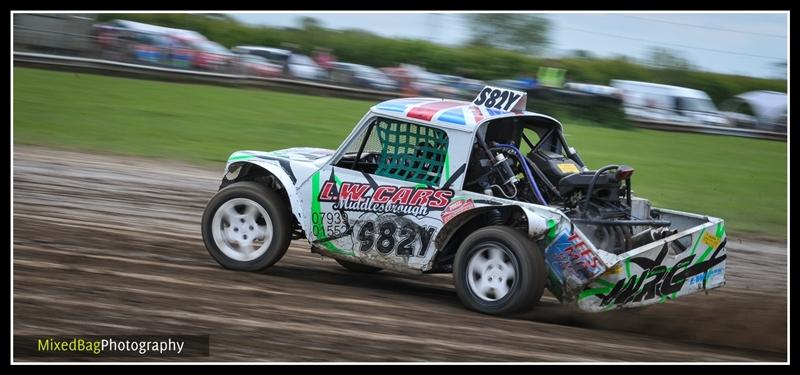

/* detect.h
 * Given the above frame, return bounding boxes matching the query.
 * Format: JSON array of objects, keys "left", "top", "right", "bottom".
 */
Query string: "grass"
[{"left": 13, "top": 67, "right": 787, "bottom": 239}]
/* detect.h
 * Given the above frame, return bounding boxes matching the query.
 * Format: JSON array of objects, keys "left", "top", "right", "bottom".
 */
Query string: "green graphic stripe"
[
  {"left": 578, "top": 278, "right": 615, "bottom": 301},
  {"left": 443, "top": 152, "right": 451, "bottom": 184},
  {"left": 578, "top": 287, "right": 611, "bottom": 301},
  {"left": 667, "top": 226, "right": 711, "bottom": 299},
  {"left": 228, "top": 154, "right": 254, "bottom": 162},
  {"left": 545, "top": 219, "right": 557, "bottom": 243},
  {"left": 625, "top": 258, "right": 631, "bottom": 279},
  {"left": 689, "top": 228, "right": 706, "bottom": 257},
  {"left": 311, "top": 171, "right": 348, "bottom": 254},
  {"left": 695, "top": 222, "right": 725, "bottom": 265}
]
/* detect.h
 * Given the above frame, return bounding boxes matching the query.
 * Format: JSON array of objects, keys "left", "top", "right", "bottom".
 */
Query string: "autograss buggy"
[{"left": 202, "top": 86, "right": 727, "bottom": 315}]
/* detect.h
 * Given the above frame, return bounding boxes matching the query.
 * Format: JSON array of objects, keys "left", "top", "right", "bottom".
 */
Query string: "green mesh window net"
[{"left": 373, "top": 118, "right": 449, "bottom": 185}]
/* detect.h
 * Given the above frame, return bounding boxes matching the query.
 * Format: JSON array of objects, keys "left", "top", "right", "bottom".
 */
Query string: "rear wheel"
[
  {"left": 453, "top": 226, "right": 546, "bottom": 315},
  {"left": 202, "top": 181, "right": 291, "bottom": 272},
  {"left": 335, "top": 259, "right": 383, "bottom": 273}
]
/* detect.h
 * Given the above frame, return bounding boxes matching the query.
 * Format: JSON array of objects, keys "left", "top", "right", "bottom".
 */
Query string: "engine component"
[
  {"left": 493, "top": 143, "right": 548, "bottom": 206},
  {"left": 528, "top": 149, "right": 582, "bottom": 185},
  {"left": 629, "top": 228, "right": 679, "bottom": 249}
]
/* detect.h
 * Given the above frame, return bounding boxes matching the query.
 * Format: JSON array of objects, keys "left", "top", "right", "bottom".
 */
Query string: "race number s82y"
[{"left": 472, "top": 86, "right": 527, "bottom": 111}]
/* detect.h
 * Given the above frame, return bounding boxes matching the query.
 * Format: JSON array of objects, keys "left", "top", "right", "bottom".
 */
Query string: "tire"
[
  {"left": 335, "top": 259, "right": 383, "bottom": 274},
  {"left": 202, "top": 181, "right": 291, "bottom": 272},
  {"left": 453, "top": 226, "right": 546, "bottom": 316}
]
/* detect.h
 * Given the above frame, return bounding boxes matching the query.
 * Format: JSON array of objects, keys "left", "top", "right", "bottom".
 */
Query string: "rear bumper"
[{"left": 544, "top": 209, "right": 727, "bottom": 312}]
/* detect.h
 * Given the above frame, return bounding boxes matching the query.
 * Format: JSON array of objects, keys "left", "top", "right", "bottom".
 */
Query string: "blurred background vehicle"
[
  {"left": 611, "top": 79, "right": 730, "bottom": 127},
  {"left": 287, "top": 53, "right": 328, "bottom": 81},
  {"left": 436, "top": 74, "right": 475, "bottom": 99},
  {"left": 233, "top": 45, "right": 327, "bottom": 79},
  {"left": 184, "top": 38, "right": 235, "bottom": 72},
  {"left": 488, "top": 78, "right": 537, "bottom": 92},
  {"left": 89, "top": 19, "right": 236, "bottom": 71},
  {"left": 234, "top": 54, "right": 283, "bottom": 77},
  {"left": 330, "top": 62, "right": 398, "bottom": 91},
  {"left": 453, "top": 77, "right": 486, "bottom": 99},
  {"left": 232, "top": 46, "right": 292, "bottom": 69},
  {"left": 720, "top": 91, "right": 787, "bottom": 132},
  {"left": 564, "top": 82, "right": 621, "bottom": 98},
  {"left": 389, "top": 64, "right": 459, "bottom": 98}
]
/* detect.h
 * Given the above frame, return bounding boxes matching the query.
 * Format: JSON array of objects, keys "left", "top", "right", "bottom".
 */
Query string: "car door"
[{"left": 299, "top": 115, "right": 454, "bottom": 271}]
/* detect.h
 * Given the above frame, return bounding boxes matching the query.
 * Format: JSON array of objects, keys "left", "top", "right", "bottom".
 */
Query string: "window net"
[{"left": 372, "top": 118, "right": 449, "bottom": 185}]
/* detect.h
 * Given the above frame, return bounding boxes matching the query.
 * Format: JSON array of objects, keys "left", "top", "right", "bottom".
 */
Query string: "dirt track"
[{"left": 12, "top": 146, "right": 788, "bottom": 362}]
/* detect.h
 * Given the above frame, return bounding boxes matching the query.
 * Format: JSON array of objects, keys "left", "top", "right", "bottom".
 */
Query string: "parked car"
[
  {"left": 231, "top": 46, "right": 292, "bottom": 68},
  {"left": 384, "top": 65, "right": 457, "bottom": 98},
  {"left": 182, "top": 38, "right": 235, "bottom": 72},
  {"left": 129, "top": 31, "right": 171, "bottom": 65},
  {"left": 437, "top": 75, "right": 486, "bottom": 99},
  {"left": 488, "top": 79, "right": 537, "bottom": 92},
  {"left": 231, "top": 46, "right": 327, "bottom": 81},
  {"left": 286, "top": 53, "right": 328, "bottom": 81},
  {"left": 93, "top": 19, "right": 233, "bottom": 72},
  {"left": 201, "top": 86, "right": 727, "bottom": 316},
  {"left": 234, "top": 54, "right": 283, "bottom": 78},
  {"left": 720, "top": 91, "right": 787, "bottom": 133},
  {"left": 564, "top": 83, "right": 621, "bottom": 98},
  {"left": 611, "top": 80, "right": 730, "bottom": 127},
  {"left": 330, "top": 62, "right": 398, "bottom": 91}
]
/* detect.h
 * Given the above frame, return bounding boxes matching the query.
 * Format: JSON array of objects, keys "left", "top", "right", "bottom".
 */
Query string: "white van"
[{"left": 610, "top": 80, "right": 730, "bottom": 127}]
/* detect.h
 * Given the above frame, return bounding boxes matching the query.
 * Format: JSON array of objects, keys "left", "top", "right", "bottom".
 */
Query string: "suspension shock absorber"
[{"left": 487, "top": 209, "right": 504, "bottom": 225}]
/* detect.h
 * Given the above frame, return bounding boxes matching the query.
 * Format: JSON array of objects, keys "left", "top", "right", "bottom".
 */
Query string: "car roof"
[
  {"left": 370, "top": 97, "right": 561, "bottom": 132},
  {"left": 234, "top": 46, "right": 292, "bottom": 55},
  {"left": 111, "top": 20, "right": 206, "bottom": 40},
  {"left": 611, "top": 79, "right": 710, "bottom": 99}
]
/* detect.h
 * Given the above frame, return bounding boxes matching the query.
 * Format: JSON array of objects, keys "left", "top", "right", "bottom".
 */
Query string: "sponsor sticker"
[
  {"left": 545, "top": 230, "right": 605, "bottom": 285},
  {"left": 441, "top": 198, "right": 476, "bottom": 224},
  {"left": 702, "top": 232, "right": 721, "bottom": 249},
  {"left": 318, "top": 181, "right": 453, "bottom": 218}
]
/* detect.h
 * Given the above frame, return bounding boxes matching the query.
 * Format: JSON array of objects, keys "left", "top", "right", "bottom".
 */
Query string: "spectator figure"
[{"left": 312, "top": 47, "right": 336, "bottom": 74}]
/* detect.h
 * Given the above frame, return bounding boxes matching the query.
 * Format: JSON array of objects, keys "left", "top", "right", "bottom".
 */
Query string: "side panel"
[
  {"left": 293, "top": 111, "right": 477, "bottom": 272},
  {"left": 299, "top": 166, "right": 453, "bottom": 272}
]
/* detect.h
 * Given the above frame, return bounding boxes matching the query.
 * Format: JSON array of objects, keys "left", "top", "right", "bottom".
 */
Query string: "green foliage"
[
  {"left": 647, "top": 47, "right": 692, "bottom": 70},
  {"left": 95, "top": 13, "right": 786, "bottom": 103},
  {"left": 464, "top": 14, "right": 551, "bottom": 55}
]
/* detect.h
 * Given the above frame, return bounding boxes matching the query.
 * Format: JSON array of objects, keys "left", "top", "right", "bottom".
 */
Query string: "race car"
[{"left": 201, "top": 86, "right": 727, "bottom": 315}]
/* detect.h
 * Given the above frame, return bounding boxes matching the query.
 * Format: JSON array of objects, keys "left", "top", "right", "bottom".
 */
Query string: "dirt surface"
[{"left": 12, "top": 146, "right": 788, "bottom": 362}]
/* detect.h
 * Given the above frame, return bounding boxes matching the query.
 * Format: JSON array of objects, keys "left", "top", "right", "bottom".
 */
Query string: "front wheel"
[
  {"left": 453, "top": 226, "right": 546, "bottom": 315},
  {"left": 201, "top": 181, "right": 291, "bottom": 272}
]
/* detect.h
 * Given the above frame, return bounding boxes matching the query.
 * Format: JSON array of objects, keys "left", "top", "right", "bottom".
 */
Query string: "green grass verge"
[{"left": 13, "top": 67, "right": 787, "bottom": 238}]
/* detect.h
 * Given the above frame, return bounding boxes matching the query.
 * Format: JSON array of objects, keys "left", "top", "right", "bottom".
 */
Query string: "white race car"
[{"left": 202, "top": 86, "right": 727, "bottom": 315}]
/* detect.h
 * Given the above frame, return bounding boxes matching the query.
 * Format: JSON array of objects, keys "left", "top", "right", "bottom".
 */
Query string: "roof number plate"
[{"left": 472, "top": 86, "right": 527, "bottom": 112}]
